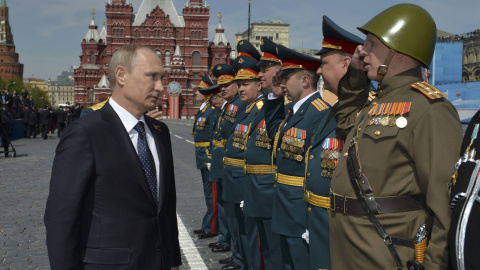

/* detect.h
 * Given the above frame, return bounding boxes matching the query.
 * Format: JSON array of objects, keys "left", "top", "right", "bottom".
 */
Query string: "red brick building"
[
  {"left": 74, "top": 0, "right": 231, "bottom": 118},
  {"left": 0, "top": 0, "right": 23, "bottom": 81}
]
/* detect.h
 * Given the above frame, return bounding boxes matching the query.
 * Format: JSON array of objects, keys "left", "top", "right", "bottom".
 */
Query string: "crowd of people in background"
[{"left": 0, "top": 88, "right": 86, "bottom": 157}]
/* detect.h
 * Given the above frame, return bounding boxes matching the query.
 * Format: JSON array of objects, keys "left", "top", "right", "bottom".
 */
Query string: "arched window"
[
  {"left": 146, "top": 29, "right": 149, "bottom": 37},
  {"left": 135, "top": 29, "right": 139, "bottom": 38},
  {"left": 121, "top": 29, "right": 124, "bottom": 36},
  {"left": 192, "top": 51, "right": 200, "bottom": 66},
  {"left": 90, "top": 53, "right": 95, "bottom": 64},
  {"left": 165, "top": 50, "right": 171, "bottom": 66},
  {"left": 166, "top": 30, "right": 170, "bottom": 38},
  {"left": 219, "top": 55, "right": 223, "bottom": 64},
  {"left": 176, "top": 30, "right": 180, "bottom": 39},
  {"left": 113, "top": 29, "right": 117, "bottom": 37},
  {"left": 191, "top": 31, "right": 195, "bottom": 38},
  {"left": 156, "top": 50, "right": 161, "bottom": 59},
  {"left": 199, "top": 31, "right": 202, "bottom": 39}
]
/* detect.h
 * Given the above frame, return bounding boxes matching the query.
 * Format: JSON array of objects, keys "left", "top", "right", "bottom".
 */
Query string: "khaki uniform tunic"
[{"left": 330, "top": 67, "right": 462, "bottom": 269}]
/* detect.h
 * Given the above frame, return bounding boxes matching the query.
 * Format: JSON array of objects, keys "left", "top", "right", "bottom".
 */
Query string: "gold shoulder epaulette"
[
  {"left": 88, "top": 98, "right": 109, "bottom": 111},
  {"left": 311, "top": 98, "right": 328, "bottom": 112},
  {"left": 256, "top": 100, "right": 264, "bottom": 110},
  {"left": 410, "top": 81, "right": 446, "bottom": 100},
  {"left": 368, "top": 90, "right": 377, "bottom": 102}
]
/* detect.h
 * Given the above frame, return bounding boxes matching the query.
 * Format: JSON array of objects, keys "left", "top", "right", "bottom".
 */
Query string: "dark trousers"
[
  {"left": 0, "top": 124, "right": 9, "bottom": 157},
  {"left": 256, "top": 217, "right": 283, "bottom": 270},
  {"left": 243, "top": 214, "right": 262, "bottom": 270},
  {"left": 57, "top": 123, "right": 65, "bottom": 137},
  {"left": 224, "top": 202, "right": 244, "bottom": 268},
  {"left": 23, "top": 123, "right": 28, "bottom": 137},
  {"left": 280, "top": 235, "right": 310, "bottom": 270},
  {"left": 200, "top": 168, "right": 216, "bottom": 234},
  {"left": 27, "top": 125, "right": 37, "bottom": 138},
  {"left": 41, "top": 124, "right": 48, "bottom": 139},
  {"left": 213, "top": 177, "right": 231, "bottom": 247}
]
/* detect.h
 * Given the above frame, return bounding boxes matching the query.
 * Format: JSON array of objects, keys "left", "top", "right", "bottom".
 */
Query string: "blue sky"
[{"left": 7, "top": 0, "right": 480, "bottom": 80}]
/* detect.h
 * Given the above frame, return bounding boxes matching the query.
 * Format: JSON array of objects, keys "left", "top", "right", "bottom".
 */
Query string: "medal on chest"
[
  {"left": 281, "top": 127, "right": 306, "bottom": 162},
  {"left": 255, "top": 120, "right": 272, "bottom": 150}
]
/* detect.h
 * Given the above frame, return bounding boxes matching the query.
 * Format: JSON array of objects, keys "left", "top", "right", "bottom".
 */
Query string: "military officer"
[
  {"left": 193, "top": 73, "right": 221, "bottom": 239},
  {"left": 209, "top": 64, "right": 246, "bottom": 259},
  {"left": 242, "top": 37, "right": 283, "bottom": 270},
  {"left": 263, "top": 45, "right": 326, "bottom": 270},
  {"left": 449, "top": 110, "right": 480, "bottom": 270},
  {"left": 222, "top": 40, "right": 263, "bottom": 270},
  {"left": 302, "top": 15, "right": 364, "bottom": 270},
  {"left": 330, "top": 4, "right": 462, "bottom": 269}
]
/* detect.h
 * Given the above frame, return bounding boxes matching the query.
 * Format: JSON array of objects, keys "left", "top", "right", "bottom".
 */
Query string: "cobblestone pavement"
[{"left": 0, "top": 120, "right": 229, "bottom": 270}]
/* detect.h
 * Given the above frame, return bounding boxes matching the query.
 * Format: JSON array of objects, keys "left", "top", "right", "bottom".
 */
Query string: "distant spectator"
[
  {"left": 39, "top": 105, "right": 51, "bottom": 140},
  {"left": 21, "top": 106, "right": 30, "bottom": 138},
  {"left": 11, "top": 91, "right": 19, "bottom": 118},
  {"left": 27, "top": 105, "right": 39, "bottom": 139},
  {"left": 48, "top": 106, "right": 56, "bottom": 138},
  {"left": 0, "top": 105, "right": 11, "bottom": 157}
]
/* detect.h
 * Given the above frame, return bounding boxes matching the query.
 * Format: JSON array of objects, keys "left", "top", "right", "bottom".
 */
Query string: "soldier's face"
[
  {"left": 210, "top": 94, "right": 225, "bottom": 110},
  {"left": 220, "top": 82, "right": 238, "bottom": 101},
  {"left": 237, "top": 80, "right": 261, "bottom": 104},
  {"left": 283, "top": 71, "right": 303, "bottom": 102},
  {"left": 195, "top": 90, "right": 205, "bottom": 102},
  {"left": 317, "top": 51, "right": 348, "bottom": 93},
  {"left": 360, "top": 34, "right": 390, "bottom": 81},
  {"left": 259, "top": 65, "right": 281, "bottom": 92}
]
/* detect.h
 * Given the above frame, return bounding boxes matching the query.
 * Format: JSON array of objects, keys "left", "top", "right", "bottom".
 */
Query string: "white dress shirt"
[{"left": 109, "top": 98, "right": 160, "bottom": 199}]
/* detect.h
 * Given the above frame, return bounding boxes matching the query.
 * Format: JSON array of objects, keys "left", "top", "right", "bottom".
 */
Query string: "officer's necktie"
[{"left": 133, "top": 121, "right": 158, "bottom": 206}]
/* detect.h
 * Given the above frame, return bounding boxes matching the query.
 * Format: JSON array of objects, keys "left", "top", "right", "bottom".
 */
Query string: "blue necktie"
[{"left": 133, "top": 121, "right": 158, "bottom": 206}]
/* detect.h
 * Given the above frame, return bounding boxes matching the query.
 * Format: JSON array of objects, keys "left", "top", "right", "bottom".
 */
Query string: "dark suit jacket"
[
  {"left": 56, "top": 109, "right": 67, "bottom": 124},
  {"left": 39, "top": 109, "right": 50, "bottom": 125},
  {"left": 44, "top": 102, "right": 181, "bottom": 270}
]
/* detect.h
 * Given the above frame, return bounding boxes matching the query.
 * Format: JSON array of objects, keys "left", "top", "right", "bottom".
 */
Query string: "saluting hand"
[{"left": 351, "top": 45, "right": 365, "bottom": 71}]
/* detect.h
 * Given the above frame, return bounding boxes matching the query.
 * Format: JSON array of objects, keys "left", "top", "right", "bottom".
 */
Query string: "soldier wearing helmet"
[{"left": 330, "top": 4, "right": 462, "bottom": 269}]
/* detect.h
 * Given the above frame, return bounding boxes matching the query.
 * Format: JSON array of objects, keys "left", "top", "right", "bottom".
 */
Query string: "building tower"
[
  {"left": 209, "top": 12, "right": 232, "bottom": 68},
  {"left": 0, "top": 0, "right": 23, "bottom": 81}
]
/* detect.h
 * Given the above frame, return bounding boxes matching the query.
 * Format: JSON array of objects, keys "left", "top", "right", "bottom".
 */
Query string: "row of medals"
[
  {"left": 280, "top": 136, "right": 305, "bottom": 162},
  {"left": 196, "top": 119, "right": 206, "bottom": 130},
  {"left": 368, "top": 114, "right": 408, "bottom": 128},
  {"left": 232, "top": 130, "right": 247, "bottom": 150},
  {"left": 255, "top": 128, "right": 272, "bottom": 149},
  {"left": 320, "top": 151, "right": 340, "bottom": 178},
  {"left": 224, "top": 109, "right": 237, "bottom": 123}
]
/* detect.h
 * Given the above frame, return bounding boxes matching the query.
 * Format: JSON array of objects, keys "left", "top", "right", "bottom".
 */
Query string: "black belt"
[{"left": 330, "top": 193, "right": 426, "bottom": 215}]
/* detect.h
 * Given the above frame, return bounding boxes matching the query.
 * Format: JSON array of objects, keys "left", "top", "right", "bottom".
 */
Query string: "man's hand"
[
  {"left": 146, "top": 109, "right": 162, "bottom": 121},
  {"left": 351, "top": 45, "right": 365, "bottom": 70}
]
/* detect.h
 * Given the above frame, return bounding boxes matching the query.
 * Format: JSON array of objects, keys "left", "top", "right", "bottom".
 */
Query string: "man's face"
[
  {"left": 258, "top": 64, "right": 280, "bottom": 92},
  {"left": 210, "top": 93, "right": 225, "bottom": 110},
  {"left": 220, "top": 81, "right": 238, "bottom": 101},
  {"left": 237, "top": 80, "right": 261, "bottom": 104},
  {"left": 317, "top": 51, "right": 348, "bottom": 93},
  {"left": 281, "top": 71, "right": 303, "bottom": 102},
  {"left": 195, "top": 90, "right": 205, "bottom": 102},
  {"left": 122, "top": 48, "right": 164, "bottom": 113},
  {"left": 360, "top": 34, "right": 390, "bottom": 81},
  {"left": 271, "top": 74, "right": 284, "bottom": 97}
]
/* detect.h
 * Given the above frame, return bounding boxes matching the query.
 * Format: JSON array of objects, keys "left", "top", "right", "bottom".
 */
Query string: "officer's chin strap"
[{"left": 375, "top": 49, "right": 397, "bottom": 82}]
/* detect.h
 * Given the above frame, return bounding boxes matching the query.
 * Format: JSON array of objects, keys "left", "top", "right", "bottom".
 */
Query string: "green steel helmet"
[{"left": 358, "top": 4, "right": 436, "bottom": 68}]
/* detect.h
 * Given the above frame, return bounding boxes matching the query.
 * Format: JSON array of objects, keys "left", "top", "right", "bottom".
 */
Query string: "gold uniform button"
[
  {"left": 306, "top": 173, "right": 311, "bottom": 178},
  {"left": 375, "top": 130, "right": 381, "bottom": 136},
  {"left": 357, "top": 126, "right": 362, "bottom": 131},
  {"left": 309, "top": 155, "right": 314, "bottom": 160},
  {"left": 343, "top": 152, "right": 348, "bottom": 157},
  {"left": 372, "top": 102, "right": 377, "bottom": 105},
  {"left": 277, "top": 148, "right": 281, "bottom": 152},
  {"left": 307, "top": 207, "right": 312, "bottom": 213}
]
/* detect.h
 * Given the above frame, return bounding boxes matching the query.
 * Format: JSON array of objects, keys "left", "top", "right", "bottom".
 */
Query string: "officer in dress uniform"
[
  {"left": 302, "top": 15, "right": 364, "bottom": 270},
  {"left": 330, "top": 4, "right": 462, "bottom": 269},
  {"left": 221, "top": 40, "right": 264, "bottom": 270},
  {"left": 192, "top": 73, "right": 222, "bottom": 239},
  {"left": 449, "top": 110, "right": 480, "bottom": 270},
  {"left": 263, "top": 45, "right": 326, "bottom": 270},
  {"left": 242, "top": 37, "right": 284, "bottom": 270},
  {"left": 209, "top": 64, "right": 247, "bottom": 259}
]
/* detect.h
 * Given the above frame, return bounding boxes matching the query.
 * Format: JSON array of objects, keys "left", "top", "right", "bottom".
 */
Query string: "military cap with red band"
[
  {"left": 236, "top": 39, "right": 261, "bottom": 61},
  {"left": 277, "top": 45, "right": 321, "bottom": 77},
  {"left": 212, "top": 64, "right": 236, "bottom": 85},
  {"left": 258, "top": 37, "right": 281, "bottom": 67},
  {"left": 198, "top": 72, "right": 220, "bottom": 97},
  {"left": 316, "top": 15, "right": 364, "bottom": 55}
]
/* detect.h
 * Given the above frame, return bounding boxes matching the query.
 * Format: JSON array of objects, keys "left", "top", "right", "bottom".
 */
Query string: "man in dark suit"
[
  {"left": 44, "top": 44, "right": 181, "bottom": 270},
  {"left": 55, "top": 106, "right": 66, "bottom": 138},
  {"left": 39, "top": 105, "right": 51, "bottom": 140}
]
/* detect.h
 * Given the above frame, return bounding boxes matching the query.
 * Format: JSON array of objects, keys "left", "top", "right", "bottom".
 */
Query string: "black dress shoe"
[
  {"left": 219, "top": 257, "right": 233, "bottom": 264},
  {"left": 193, "top": 229, "right": 205, "bottom": 234},
  {"left": 198, "top": 232, "right": 216, "bottom": 239},
  {"left": 222, "top": 261, "right": 241, "bottom": 270},
  {"left": 208, "top": 242, "right": 220, "bottom": 248},
  {"left": 212, "top": 244, "right": 230, "bottom": 253}
]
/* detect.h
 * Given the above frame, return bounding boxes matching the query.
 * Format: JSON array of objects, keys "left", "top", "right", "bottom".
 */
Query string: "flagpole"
[{"left": 248, "top": 0, "right": 251, "bottom": 41}]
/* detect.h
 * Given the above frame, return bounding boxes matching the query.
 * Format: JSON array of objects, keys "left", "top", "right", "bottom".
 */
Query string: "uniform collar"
[{"left": 376, "top": 68, "right": 423, "bottom": 99}]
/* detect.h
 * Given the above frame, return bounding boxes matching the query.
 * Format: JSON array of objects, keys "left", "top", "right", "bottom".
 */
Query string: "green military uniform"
[
  {"left": 331, "top": 66, "right": 461, "bottom": 269},
  {"left": 193, "top": 73, "right": 221, "bottom": 238}
]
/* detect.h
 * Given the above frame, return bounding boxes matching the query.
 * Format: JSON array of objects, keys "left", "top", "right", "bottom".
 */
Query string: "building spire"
[
  {"left": 84, "top": 9, "right": 101, "bottom": 43},
  {"left": 212, "top": 12, "right": 228, "bottom": 46},
  {"left": 0, "top": 0, "right": 7, "bottom": 8}
]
